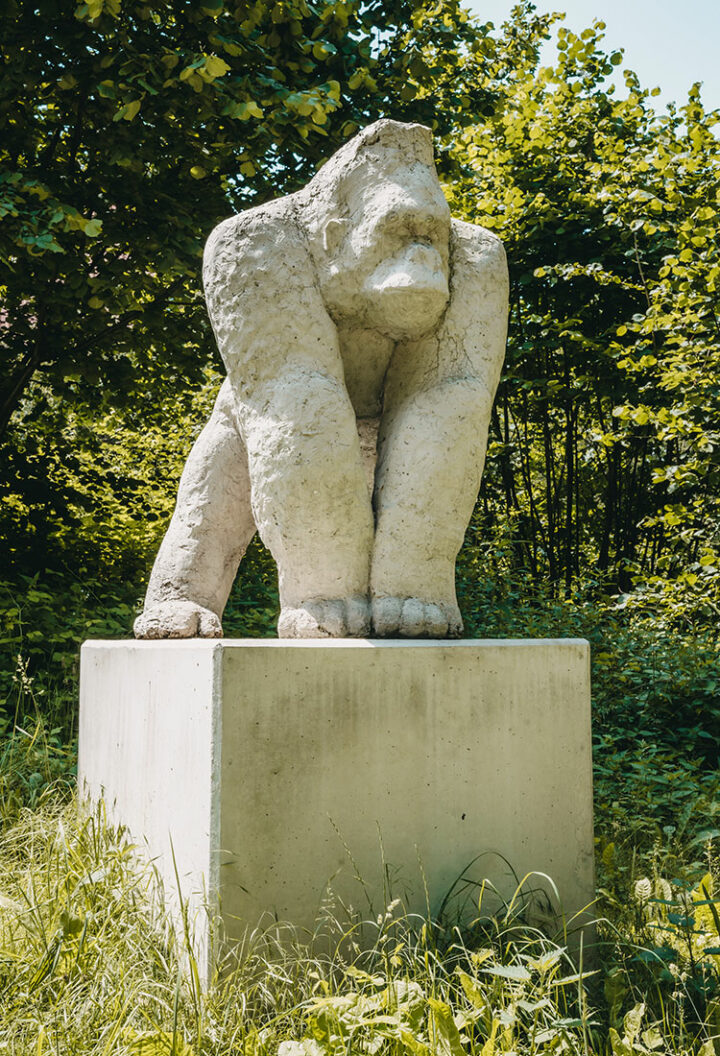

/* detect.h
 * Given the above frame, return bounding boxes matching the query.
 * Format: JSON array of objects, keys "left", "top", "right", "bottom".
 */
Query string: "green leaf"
[
  {"left": 204, "top": 55, "right": 230, "bottom": 78},
  {"left": 428, "top": 998, "right": 465, "bottom": 1056},
  {"left": 609, "top": 1028, "right": 632, "bottom": 1056},
  {"left": 623, "top": 1003, "right": 645, "bottom": 1043},
  {"left": 482, "top": 964, "right": 531, "bottom": 982},
  {"left": 123, "top": 99, "right": 141, "bottom": 121},
  {"left": 59, "top": 909, "right": 84, "bottom": 935},
  {"left": 641, "top": 1028, "right": 664, "bottom": 1050},
  {"left": 456, "top": 969, "right": 488, "bottom": 1009}
]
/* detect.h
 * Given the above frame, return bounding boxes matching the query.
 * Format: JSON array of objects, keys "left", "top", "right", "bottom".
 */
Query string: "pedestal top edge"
[{"left": 81, "top": 637, "right": 590, "bottom": 650}]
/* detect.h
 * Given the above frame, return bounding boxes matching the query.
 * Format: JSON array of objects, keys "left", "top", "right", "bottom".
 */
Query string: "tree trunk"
[{"left": 0, "top": 351, "right": 41, "bottom": 438}]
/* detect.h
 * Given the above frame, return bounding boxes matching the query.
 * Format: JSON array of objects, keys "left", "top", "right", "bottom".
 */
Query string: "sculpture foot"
[
  {"left": 134, "top": 601, "right": 223, "bottom": 639},
  {"left": 372, "top": 596, "right": 463, "bottom": 638},
  {"left": 278, "top": 596, "right": 370, "bottom": 638}
]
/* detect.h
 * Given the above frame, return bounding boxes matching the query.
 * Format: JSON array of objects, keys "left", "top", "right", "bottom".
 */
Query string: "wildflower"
[
  {"left": 634, "top": 878, "right": 652, "bottom": 903},
  {"left": 655, "top": 878, "right": 672, "bottom": 901},
  {"left": 377, "top": 898, "right": 402, "bottom": 925}
]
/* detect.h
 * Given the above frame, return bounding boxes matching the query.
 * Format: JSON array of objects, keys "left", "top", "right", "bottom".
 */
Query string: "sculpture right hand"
[
  {"left": 133, "top": 601, "right": 223, "bottom": 639},
  {"left": 277, "top": 596, "right": 370, "bottom": 638}
]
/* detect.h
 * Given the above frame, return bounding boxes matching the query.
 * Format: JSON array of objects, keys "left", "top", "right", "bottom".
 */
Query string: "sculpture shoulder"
[
  {"left": 201, "top": 194, "right": 336, "bottom": 375},
  {"left": 450, "top": 218, "right": 507, "bottom": 285},
  {"left": 439, "top": 218, "right": 508, "bottom": 388},
  {"left": 203, "top": 194, "right": 309, "bottom": 292}
]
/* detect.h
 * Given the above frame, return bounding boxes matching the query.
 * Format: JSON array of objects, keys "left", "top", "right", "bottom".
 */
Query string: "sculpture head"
[{"left": 302, "top": 120, "right": 451, "bottom": 341}]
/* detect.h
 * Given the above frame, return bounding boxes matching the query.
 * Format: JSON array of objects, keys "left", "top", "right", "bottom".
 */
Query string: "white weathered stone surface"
[
  {"left": 135, "top": 119, "right": 508, "bottom": 640},
  {"left": 79, "top": 638, "right": 594, "bottom": 977}
]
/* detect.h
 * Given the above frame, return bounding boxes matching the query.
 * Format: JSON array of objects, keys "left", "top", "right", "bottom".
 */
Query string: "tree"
[
  {"left": 448, "top": 7, "right": 719, "bottom": 622},
  {"left": 0, "top": 0, "right": 489, "bottom": 436},
  {"left": 0, "top": 0, "right": 496, "bottom": 585}
]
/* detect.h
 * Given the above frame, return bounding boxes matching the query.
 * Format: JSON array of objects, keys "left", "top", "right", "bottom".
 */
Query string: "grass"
[
  {"left": 0, "top": 795, "right": 595, "bottom": 1055},
  {"left": 0, "top": 609, "right": 718, "bottom": 1056},
  {"left": 0, "top": 747, "right": 719, "bottom": 1055}
]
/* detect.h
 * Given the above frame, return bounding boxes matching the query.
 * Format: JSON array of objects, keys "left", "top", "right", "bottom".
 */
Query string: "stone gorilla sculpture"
[{"left": 134, "top": 119, "right": 508, "bottom": 640}]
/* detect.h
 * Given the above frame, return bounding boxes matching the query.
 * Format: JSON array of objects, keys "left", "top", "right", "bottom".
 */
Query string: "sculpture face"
[
  {"left": 134, "top": 120, "right": 509, "bottom": 642},
  {"left": 314, "top": 156, "right": 452, "bottom": 341},
  {"left": 344, "top": 163, "right": 451, "bottom": 340}
]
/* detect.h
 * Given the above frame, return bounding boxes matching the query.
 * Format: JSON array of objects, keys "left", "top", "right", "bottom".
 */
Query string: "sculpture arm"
[
  {"left": 202, "top": 202, "right": 373, "bottom": 637},
  {"left": 134, "top": 379, "right": 256, "bottom": 638},
  {"left": 371, "top": 220, "right": 508, "bottom": 635}
]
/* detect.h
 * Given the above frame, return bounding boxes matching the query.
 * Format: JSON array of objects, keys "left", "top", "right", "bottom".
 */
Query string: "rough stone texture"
[
  {"left": 135, "top": 119, "right": 508, "bottom": 640},
  {"left": 79, "top": 639, "right": 594, "bottom": 978}
]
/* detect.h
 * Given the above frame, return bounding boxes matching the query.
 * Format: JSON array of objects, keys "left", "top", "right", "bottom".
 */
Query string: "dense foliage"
[
  {"left": 446, "top": 16, "right": 719, "bottom": 614},
  {"left": 0, "top": 5, "right": 718, "bottom": 1050},
  {"left": 0, "top": 0, "right": 487, "bottom": 427},
  {"left": 0, "top": 0, "right": 486, "bottom": 586}
]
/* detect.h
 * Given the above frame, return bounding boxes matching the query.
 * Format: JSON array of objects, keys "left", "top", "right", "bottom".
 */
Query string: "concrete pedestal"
[{"left": 78, "top": 639, "right": 594, "bottom": 975}]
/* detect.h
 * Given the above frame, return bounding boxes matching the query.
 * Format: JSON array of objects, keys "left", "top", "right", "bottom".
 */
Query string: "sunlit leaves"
[
  {"left": 0, "top": 0, "right": 496, "bottom": 593},
  {"left": 113, "top": 99, "right": 142, "bottom": 121},
  {"left": 449, "top": 8, "right": 719, "bottom": 612},
  {"left": 0, "top": 0, "right": 489, "bottom": 438}
]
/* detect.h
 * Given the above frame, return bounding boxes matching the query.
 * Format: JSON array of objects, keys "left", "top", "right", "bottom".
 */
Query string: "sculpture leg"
[
  {"left": 238, "top": 369, "right": 374, "bottom": 638},
  {"left": 371, "top": 375, "right": 494, "bottom": 637},
  {"left": 134, "top": 380, "right": 256, "bottom": 638}
]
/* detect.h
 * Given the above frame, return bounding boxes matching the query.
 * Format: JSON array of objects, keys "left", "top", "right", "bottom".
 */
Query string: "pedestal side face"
[
  {"left": 78, "top": 641, "right": 221, "bottom": 952},
  {"left": 218, "top": 639, "right": 593, "bottom": 939}
]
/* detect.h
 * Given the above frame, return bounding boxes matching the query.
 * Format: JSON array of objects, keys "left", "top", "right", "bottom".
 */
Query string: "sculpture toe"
[
  {"left": 421, "top": 602, "right": 450, "bottom": 638},
  {"left": 398, "top": 598, "right": 426, "bottom": 636},
  {"left": 345, "top": 596, "right": 371, "bottom": 636},
  {"left": 320, "top": 600, "right": 348, "bottom": 637},
  {"left": 197, "top": 609, "right": 223, "bottom": 638},
  {"left": 278, "top": 606, "right": 324, "bottom": 638},
  {"left": 445, "top": 606, "right": 464, "bottom": 637}
]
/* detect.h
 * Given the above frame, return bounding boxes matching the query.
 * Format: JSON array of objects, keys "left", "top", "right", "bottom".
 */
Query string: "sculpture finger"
[
  {"left": 422, "top": 603, "right": 450, "bottom": 638},
  {"left": 345, "top": 596, "right": 371, "bottom": 637},
  {"left": 134, "top": 602, "right": 199, "bottom": 639},
  {"left": 317, "top": 600, "right": 347, "bottom": 637},
  {"left": 371, "top": 596, "right": 403, "bottom": 636},
  {"left": 445, "top": 605, "right": 464, "bottom": 637},
  {"left": 133, "top": 612, "right": 165, "bottom": 639},
  {"left": 398, "top": 598, "right": 426, "bottom": 637},
  {"left": 278, "top": 605, "right": 329, "bottom": 638}
]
